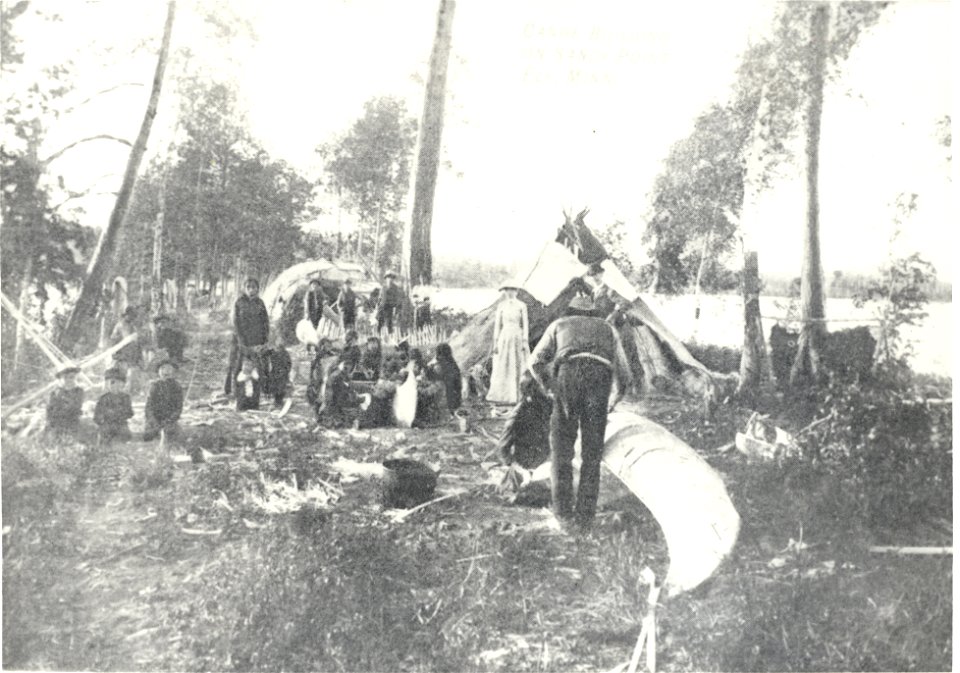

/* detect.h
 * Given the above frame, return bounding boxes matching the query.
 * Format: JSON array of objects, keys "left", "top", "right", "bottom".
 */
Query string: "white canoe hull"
[{"left": 602, "top": 411, "right": 741, "bottom": 596}]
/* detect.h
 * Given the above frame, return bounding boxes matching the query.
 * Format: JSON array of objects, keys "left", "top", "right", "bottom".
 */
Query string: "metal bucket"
[{"left": 380, "top": 458, "right": 438, "bottom": 509}]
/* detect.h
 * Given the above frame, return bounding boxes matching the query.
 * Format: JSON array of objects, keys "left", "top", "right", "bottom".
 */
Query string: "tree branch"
[
  {"left": 52, "top": 189, "right": 121, "bottom": 211},
  {"left": 41, "top": 135, "right": 132, "bottom": 166},
  {"left": 61, "top": 82, "right": 145, "bottom": 116}
]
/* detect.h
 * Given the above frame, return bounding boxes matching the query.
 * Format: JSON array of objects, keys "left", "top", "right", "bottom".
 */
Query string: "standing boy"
[{"left": 225, "top": 278, "right": 270, "bottom": 395}]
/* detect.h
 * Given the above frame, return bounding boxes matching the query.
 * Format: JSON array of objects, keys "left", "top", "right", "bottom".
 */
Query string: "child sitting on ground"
[
  {"left": 144, "top": 358, "right": 184, "bottom": 443},
  {"left": 265, "top": 334, "right": 292, "bottom": 409},
  {"left": 46, "top": 364, "right": 85, "bottom": 435},
  {"left": 235, "top": 357, "right": 262, "bottom": 411},
  {"left": 94, "top": 366, "right": 134, "bottom": 444}
]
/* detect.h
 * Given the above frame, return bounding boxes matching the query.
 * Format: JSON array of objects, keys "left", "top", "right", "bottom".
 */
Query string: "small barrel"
[{"left": 381, "top": 458, "right": 438, "bottom": 509}]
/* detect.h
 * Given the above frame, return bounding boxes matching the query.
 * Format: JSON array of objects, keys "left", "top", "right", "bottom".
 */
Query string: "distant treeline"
[
  {"left": 433, "top": 258, "right": 523, "bottom": 289},
  {"left": 431, "top": 259, "right": 952, "bottom": 302},
  {"left": 762, "top": 272, "right": 952, "bottom": 301}
]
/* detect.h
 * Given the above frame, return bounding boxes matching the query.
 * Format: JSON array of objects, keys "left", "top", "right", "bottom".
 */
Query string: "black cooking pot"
[{"left": 381, "top": 458, "right": 438, "bottom": 509}]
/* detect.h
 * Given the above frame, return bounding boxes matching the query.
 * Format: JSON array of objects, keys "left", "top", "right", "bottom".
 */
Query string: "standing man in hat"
[
  {"left": 225, "top": 277, "right": 270, "bottom": 395},
  {"left": 376, "top": 272, "right": 403, "bottom": 333},
  {"left": 336, "top": 278, "right": 358, "bottom": 330},
  {"left": 528, "top": 292, "right": 633, "bottom": 531},
  {"left": 415, "top": 294, "right": 433, "bottom": 330},
  {"left": 303, "top": 277, "right": 326, "bottom": 330}
]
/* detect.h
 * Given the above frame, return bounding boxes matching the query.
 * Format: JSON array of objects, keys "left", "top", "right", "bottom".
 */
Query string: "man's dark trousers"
[{"left": 549, "top": 358, "right": 613, "bottom": 525}]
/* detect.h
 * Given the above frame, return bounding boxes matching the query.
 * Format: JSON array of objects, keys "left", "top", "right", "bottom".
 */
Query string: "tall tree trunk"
[
  {"left": 59, "top": 0, "right": 176, "bottom": 349},
  {"left": 408, "top": 0, "right": 456, "bottom": 286},
  {"left": 151, "top": 180, "right": 165, "bottom": 315},
  {"left": 737, "top": 251, "right": 774, "bottom": 402},
  {"left": 13, "top": 257, "right": 34, "bottom": 373},
  {"left": 790, "top": 3, "right": 829, "bottom": 386},
  {"left": 373, "top": 203, "right": 383, "bottom": 274},
  {"left": 692, "top": 225, "right": 714, "bottom": 321}
]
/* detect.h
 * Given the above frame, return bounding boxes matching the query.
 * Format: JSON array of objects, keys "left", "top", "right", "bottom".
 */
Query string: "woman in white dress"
[{"left": 486, "top": 285, "right": 530, "bottom": 405}]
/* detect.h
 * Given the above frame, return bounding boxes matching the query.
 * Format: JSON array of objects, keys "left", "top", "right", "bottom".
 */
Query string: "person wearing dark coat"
[
  {"left": 341, "top": 329, "right": 362, "bottom": 373},
  {"left": 225, "top": 278, "right": 270, "bottom": 395},
  {"left": 431, "top": 343, "right": 462, "bottom": 411},
  {"left": 265, "top": 337, "right": 292, "bottom": 408},
  {"left": 409, "top": 349, "right": 449, "bottom": 428},
  {"left": 144, "top": 359, "right": 184, "bottom": 442},
  {"left": 235, "top": 357, "right": 262, "bottom": 411},
  {"left": 415, "top": 296, "right": 433, "bottom": 330},
  {"left": 152, "top": 314, "right": 187, "bottom": 363},
  {"left": 497, "top": 371, "right": 552, "bottom": 469},
  {"left": 94, "top": 367, "right": 134, "bottom": 444},
  {"left": 47, "top": 365, "right": 84, "bottom": 433},
  {"left": 303, "top": 278, "right": 325, "bottom": 329},
  {"left": 528, "top": 294, "right": 633, "bottom": 530},
  {"left": 376, "top": 272, "right": 403, "bottom": 333},
  {"left": 317, "top": 358, "right": 368, "bottom": 428},
  {"left": 356, "top": 336, "right": 383, "bottom": 381},
  {"left": 336, "top": 278, "right": 358, "bottom": 330}
]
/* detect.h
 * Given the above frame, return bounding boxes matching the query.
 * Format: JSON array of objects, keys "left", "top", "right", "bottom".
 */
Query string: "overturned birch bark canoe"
[{"left": 602, "top": 411, "right": 741, "bottom": 596}]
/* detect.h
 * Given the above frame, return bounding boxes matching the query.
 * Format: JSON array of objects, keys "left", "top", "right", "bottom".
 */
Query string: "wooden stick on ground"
[{"left": 868, "top": 546, "right": 952, "bottom": 555}]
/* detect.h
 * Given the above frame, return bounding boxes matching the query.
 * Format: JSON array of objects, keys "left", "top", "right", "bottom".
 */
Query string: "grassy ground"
[{"left": 2, "top": 318, "right": 952, "bottom": 671}]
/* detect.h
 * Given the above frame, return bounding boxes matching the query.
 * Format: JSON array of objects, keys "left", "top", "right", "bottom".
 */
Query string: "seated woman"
[
  {"left": 341, "top": 329, "right": 362, "bottom": 372},
  {"left": 354, "top": 336, "right": 383, "bottom": 382},
  {"left": 306, "top": 337, "right": 337, "bottom": 408},
  {"left": 408, "top": 349, "right": 450, "bottom": 428},
  {"left": 381, "top": 340, "right": 411, "bottom": 382},
  {"left": 430, "top": 343, "right": 462, "bottom": 412},
  {"left": 316, "top": 357, "right": 369, "bottom": 428}
]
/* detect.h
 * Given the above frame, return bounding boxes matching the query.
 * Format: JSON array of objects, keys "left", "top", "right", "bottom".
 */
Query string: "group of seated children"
[
  {"left": 233, "top": 334, "right": 292, "bottom": 412},
  {"left": 305, "top": 332, "right": 463, "bottom": 430},
  {"left": 46, "top": 357, "right": 184, "bottom": 446}
]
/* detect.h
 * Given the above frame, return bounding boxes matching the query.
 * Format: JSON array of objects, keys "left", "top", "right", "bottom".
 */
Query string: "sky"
[{"left": 8, "top": 0, "right": 956, "bottom": 280}]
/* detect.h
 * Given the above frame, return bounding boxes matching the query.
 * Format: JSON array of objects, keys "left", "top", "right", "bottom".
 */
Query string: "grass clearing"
[{"left": 2, "top": 325, "right": 952, "bottom": 671}]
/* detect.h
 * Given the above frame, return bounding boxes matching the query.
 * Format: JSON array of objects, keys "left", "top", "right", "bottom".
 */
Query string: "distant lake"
[{"left": 431, "top": 289, "right": 952, "bottom": 376}]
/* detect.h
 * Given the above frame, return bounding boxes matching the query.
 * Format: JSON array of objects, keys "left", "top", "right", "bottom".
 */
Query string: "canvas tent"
[
  {"left": 449, "top": 212, "right": 721, "bottom": 400},
  {"left": 261, "top": 259, "right": 379, "bottom": 323}
]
